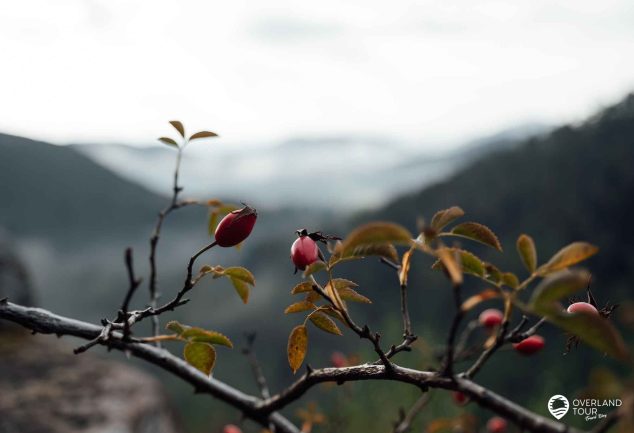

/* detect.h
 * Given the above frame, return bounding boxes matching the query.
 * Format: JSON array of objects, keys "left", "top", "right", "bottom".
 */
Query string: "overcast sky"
[{"left": 1, "top": 0, "right": 634, "bottom": 149}]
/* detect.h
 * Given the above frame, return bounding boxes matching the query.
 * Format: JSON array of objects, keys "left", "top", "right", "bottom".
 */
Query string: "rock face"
[
  {"left": 0, "top": 332, "right": 182, "bottom": 433},
  {"left": 0, "top": 233, "right": 182, "bottom": 433},
  {"left": 0, "top": 230, "right": 33, "bottom": 309}
]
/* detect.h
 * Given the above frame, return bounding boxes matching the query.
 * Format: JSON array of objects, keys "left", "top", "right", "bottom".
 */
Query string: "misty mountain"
[{"left": 71, "top": 124, "right": 548, "bottom": 210}]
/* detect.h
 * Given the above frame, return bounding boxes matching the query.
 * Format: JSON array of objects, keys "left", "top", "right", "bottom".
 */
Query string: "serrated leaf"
[
  {"left": 461, "top": 289, "right": 499, "bottom": 312},
  {"left": 303, "top": 261, "right": 327, "bottom": 277},
  {"left": 501, "top": 272, "right": 519, "bottom": 289},
  {"left": 516, "top": 234, "right": 537, "bottom": 273},
  {"left": 537, "top": 242, "right": 599, "bottom": 276},
  {"left": 287, "top": 325, "right": 308, "bottom": 373},
  {"left": 169, "top": 120, "right": 185, "bottom": 137},
  {"left": 181, "top": 327, "right": 233, "bottom": 347},
  {"left": 529, "top": 270, "right": 591, "bottom": 312},
  {"left": 447, "top": 222, "right": 502, "bottom": 251},
  {"left": 184, "top": 342, "right": 216, "bottom": 376},
  {"left": 430, "top": 206, "right": 465, "bottom": 231},
  {"left": 224, "top": 267, "right": 255, "bottom": 285},
  {"left": 328, "top": 278, "right": 358, "bottom": 290},
  {"left": 309, "top": 312, "right": 342, "bottom": 335},
  {"left": 189, "top": 130, "right": 218, "bottom": 141},
  {"left": 284, "top": 301, "right": 316, "bottom": 314},
  {"left": 166, "top": 320, "right": 187, "bottom": 334},
  {"left": 291, "top": 281, "right": 314, "bottom": 295},
  {"left": 158, "top": 137, "right": 178, "bottom": 147},
  {"left": 337, "top": 287, "right": 372, "bottom": 304},
  {"left": 546, "top": 311, "right": 630, "bottom": 361},
  {"left": 432, "top": 248, "right": 485, "bottom": 278},
  {"left": 330, "top": 243, "right": 398, "bottom": 267},
  {"left": 336, "top": 222, "right": 412, "bottom": 260}
]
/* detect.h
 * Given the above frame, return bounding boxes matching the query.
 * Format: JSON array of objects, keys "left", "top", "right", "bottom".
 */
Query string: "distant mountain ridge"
[{"left": 71, "top": 124, "right": 549, "bottom": 210}]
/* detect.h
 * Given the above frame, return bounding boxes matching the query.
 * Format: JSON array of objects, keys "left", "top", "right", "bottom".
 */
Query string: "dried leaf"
[
  {"left": 287, "top": 325, "right": 308, "bottom": 373},
  {"left": 461, "top": 289, "right": 499, "bottom": 312},
  {"left": 291, "top": 281, "right": 315, "bottom": 295},
  {"left": 337, "top": 287, "right": 372, "bottom": 304},
  {"left": 399, "top": 248, "right": 414, "bottom": 286}
]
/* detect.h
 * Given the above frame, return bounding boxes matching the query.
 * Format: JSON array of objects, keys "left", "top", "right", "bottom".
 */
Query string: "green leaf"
[
  {"left": 287, "top": 325, "right": 308, "bottom": 373},
  {"left": 329, "top": 278, "right": 358, "bottom": 290},
  {"left": 189, "top": 131, "right": 218, "bottom": 140},
  {"left": 303, "top": 261, "right": 327, "bottom": 277},
  {"left": 516, "top": 234, "right": 537, "bottom": 273},
  {"left": 169, "top": 120, "right": 185, "bottom": 137},
  {"left": 430, "top": 206, "right": 465, "bottom": 231},
  {"left": 529, "top": 270, "right": 591, "bottom": 312},
  {"left": 230, "top": 277, "right": 250, "bottom": 304},
  {"left": 291, "top": 281, "right": 314, "bottom": 295},
  {"left": 180, "top": 327, "right": 233, "bottom": 347},
  {"left": 158, "top": 137, "right": 178, "bottom": 147},
  {"left": 224, "top": 267, "right": 255, "bottom": 286},
  {"left": 546, "top": 311, "right": 630, "bottom": 361},
  {"left": 184, "top": 342, "right": 216, "bottom": 376},
  {"left": 166, "top": 320, "right": 187, "bottom": 334},
  {"left": 501, "top": 272, "right": 520, "bottom": 289},
  {"left": 207, "top": 212, "right": 219, "bottom": 237},
  {"left": 309, "top": 312, "right": 342, "bottom": 335},
  {"left": 284, "top": 301, "right": 316, "bottom": 314},
  {"left": 484, "top": 262, "right": 503, "bottom": 283},
  {"left": 537, "top": 242, "right": 599, "bottom": 276},
  {"left": 337, "top": 287, "right": 372, "bottom": 304},
  {"left": 447, "top": 222, "right": 502, "bottom": 251},
  {"left": 432, "top": 248, "right": 485, "bottom": 278}
]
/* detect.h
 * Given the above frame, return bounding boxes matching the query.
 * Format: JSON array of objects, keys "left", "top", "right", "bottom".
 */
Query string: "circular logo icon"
[{"left": 548, "top": 395, "right": 570, "bottom": 420}]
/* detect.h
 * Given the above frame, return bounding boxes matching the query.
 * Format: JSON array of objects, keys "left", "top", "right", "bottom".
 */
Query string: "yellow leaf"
[
  {"left": 461, "top": 289, "right": 499, "bottom": 312},
  {"left": 284, "top": 301, "right": 316, "bottom": 314},
  {"left": 309, "top": 312, "right": 342, "bottom": 335},
  {"left": 184, "top": 342, "right": 216, "bottom": 376},
  {"left": 399, "top": 248, "right": 414, "bottom": 286},
  {"left": 288, "top": 325, "right": 308, "bottom": 373}
]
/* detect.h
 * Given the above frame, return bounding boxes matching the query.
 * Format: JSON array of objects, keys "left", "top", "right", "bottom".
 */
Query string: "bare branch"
[
  {"left": 0, "top": 300, "right": 298, "bottom": 433},
  {"left": 441, "top": 284, "right": 464, "bottom": 376}
]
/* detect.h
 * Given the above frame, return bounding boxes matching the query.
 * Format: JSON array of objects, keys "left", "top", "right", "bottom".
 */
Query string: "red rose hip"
[
  {"left": 291, "top": 235, "right": 320, "bottom": 271},
  {"left": 486, "top": 417, "right": 507, "bottom": 433},
  {"left": 452, "top": 391, "right": 468, "bottom": 405},
  {"left": 567, "top": 302, "right": 599, "bottom": 315},
  {"left": 222, "top": 425, "right": 242, "bottom": 433},
  {"left": 513, "top": 335, "right": 545, "bottom": 355},
  {"left": 214, "top": 205, "right": 257, "bottom": 247},
  {"left": 479, "top": 309, "right": 504, "bottom": 328},
  {"left": 330, "top": 351, "right": 347, "bottom": 368}
]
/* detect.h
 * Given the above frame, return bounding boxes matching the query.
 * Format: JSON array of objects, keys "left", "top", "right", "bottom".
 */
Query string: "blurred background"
[{"left": 1, "top": 1, "right": 634, "bottom": 433}]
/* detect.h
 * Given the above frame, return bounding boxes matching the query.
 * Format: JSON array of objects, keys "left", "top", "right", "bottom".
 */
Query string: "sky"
[{"left": 1, "top": 0, "right": 634, "bottom": 149}]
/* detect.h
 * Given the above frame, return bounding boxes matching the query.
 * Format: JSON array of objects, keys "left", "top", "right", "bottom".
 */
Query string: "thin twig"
[
  {"left": 148, "top": 148, "right": 186, "bottom": 340},
  {"left": 392, "top": 392, "right": 431, "bottom": 433},
  {"left": 242, "top": 332, "right": 271, "bottom": 399},
  {"left": 441, "top": 283, "right": 464, "bottom": 377},
  {"left": 121, "top": 248, "right": 142, "bottom": 341}
]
